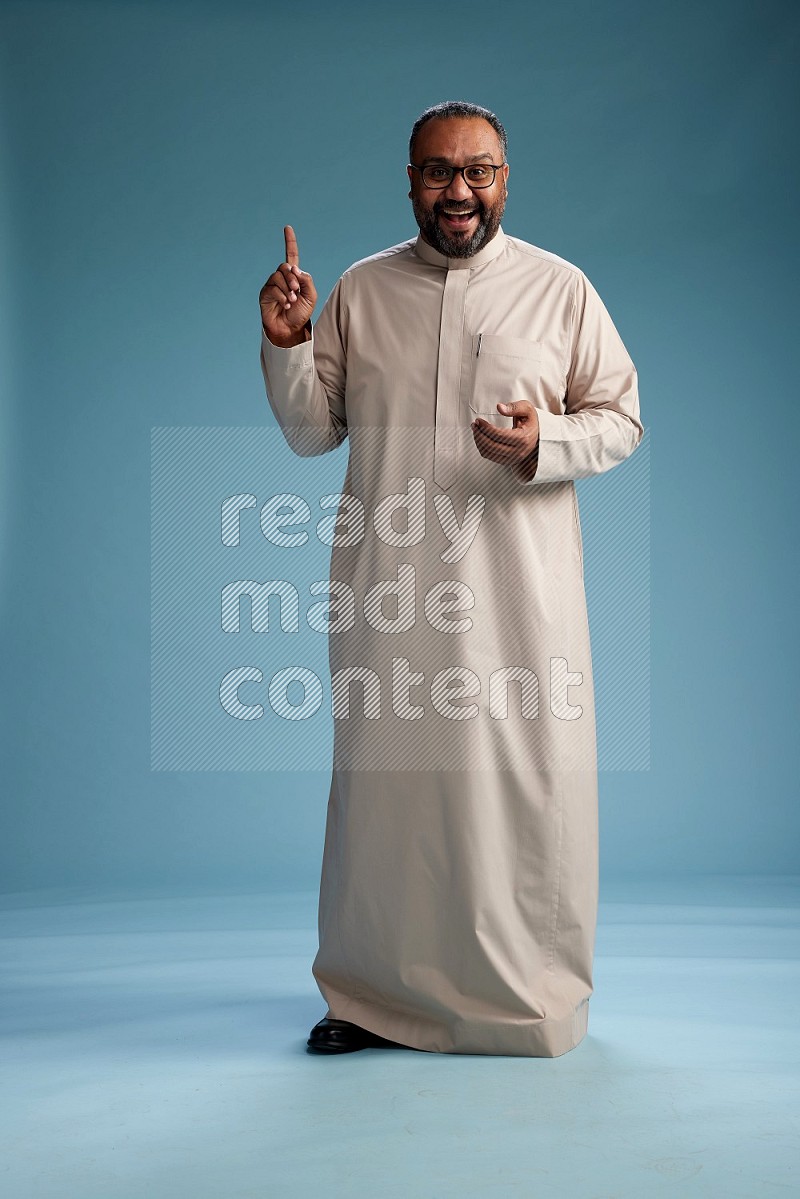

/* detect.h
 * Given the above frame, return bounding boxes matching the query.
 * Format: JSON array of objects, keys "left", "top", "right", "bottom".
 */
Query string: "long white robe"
[{"left": 260, "top": 226, "right": 643, "bottom": 1056}]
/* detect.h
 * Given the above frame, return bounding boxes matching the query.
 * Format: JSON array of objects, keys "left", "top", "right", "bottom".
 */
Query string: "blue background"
[{"left": 1, "top": 0, "right": 797, "bottom": 892}]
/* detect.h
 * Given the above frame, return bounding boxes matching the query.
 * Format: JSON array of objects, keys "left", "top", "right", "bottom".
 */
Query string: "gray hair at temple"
[{"left": 409, "top": 101, "right": 508, "bottom": 162}]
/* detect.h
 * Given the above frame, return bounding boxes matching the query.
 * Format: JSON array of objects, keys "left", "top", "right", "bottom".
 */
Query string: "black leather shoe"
[{"left": 306, "top": 1017, "right": 400, "bottom": 1054}]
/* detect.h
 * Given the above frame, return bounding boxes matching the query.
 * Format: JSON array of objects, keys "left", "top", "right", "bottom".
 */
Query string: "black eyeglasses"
[{"left": 409, "top": 162, "right": 506, "bottom": 190}]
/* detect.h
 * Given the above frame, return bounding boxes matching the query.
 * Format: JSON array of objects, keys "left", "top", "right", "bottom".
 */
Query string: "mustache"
[{"left": 434, "top": 200, "right": 483, "bottom": 214}]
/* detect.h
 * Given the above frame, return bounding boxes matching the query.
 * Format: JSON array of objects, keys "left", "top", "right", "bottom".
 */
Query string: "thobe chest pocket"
[{"left": 469, "top": 334, "right": 542, "bottom": 426}]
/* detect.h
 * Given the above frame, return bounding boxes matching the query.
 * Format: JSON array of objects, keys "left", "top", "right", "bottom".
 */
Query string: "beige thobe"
[{"left": 260, "top": 226, "right": 643, "bottom": 1056}]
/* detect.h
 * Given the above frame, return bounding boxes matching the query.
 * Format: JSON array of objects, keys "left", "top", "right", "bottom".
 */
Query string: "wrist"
[
  {"left": 263, "top": 320, "right": 312, "bottom": 349},
  {"left": 513, "top": 444, "right": 539, "bottom": 483}
]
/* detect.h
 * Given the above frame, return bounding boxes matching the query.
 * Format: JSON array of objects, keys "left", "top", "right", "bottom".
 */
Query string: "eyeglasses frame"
[{"left": 408, "top": 162, "right": 507, "bottom": 190}]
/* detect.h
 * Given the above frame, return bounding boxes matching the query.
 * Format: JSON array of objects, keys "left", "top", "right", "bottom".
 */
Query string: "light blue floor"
[{"left": 1, "top": 877, "right": 798, "bottom": 1198}]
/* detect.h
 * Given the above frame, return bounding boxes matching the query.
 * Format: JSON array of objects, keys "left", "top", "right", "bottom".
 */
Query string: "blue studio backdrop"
[{"left": 1, "top": 0, "right": 797, "bottom": 893}]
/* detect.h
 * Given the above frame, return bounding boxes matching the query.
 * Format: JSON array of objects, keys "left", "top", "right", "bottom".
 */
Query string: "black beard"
[{"left": 412, "top": 192, "right": 506, "bottom": 258}]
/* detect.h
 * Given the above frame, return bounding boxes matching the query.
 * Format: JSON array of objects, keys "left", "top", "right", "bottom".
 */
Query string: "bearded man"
[{"left": 259, "top": 100, "right": 643, "bottom": 1057}]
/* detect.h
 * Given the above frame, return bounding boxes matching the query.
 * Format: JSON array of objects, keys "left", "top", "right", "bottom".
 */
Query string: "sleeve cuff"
[{"left": 260, "top": 325, "right": 315, "bottom": 368}]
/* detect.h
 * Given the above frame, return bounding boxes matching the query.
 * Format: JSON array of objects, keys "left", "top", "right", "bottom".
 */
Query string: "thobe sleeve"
[
  {"left": 259, "top": 275, "right": 348, "bottom": 457},
  {"left": 520, "top": 271, "right": 644, "bottom": 484}
]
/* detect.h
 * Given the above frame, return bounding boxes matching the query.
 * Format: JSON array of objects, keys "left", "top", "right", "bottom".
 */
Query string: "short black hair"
[{"left": 409, "top": 101, "right": 508, "bottom": 163}]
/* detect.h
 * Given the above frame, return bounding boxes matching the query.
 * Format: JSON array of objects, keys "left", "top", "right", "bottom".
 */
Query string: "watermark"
[
  {"left": 151, "top": 427, "right": 650, "bottom": 771},
  {"left": 219, "top": 657, "right": 583, "bottom": 723}
]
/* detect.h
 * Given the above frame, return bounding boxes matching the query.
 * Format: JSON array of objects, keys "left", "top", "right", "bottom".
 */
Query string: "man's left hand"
[{"left": 472, "top": 401, "right": 540, "bottom": 482}]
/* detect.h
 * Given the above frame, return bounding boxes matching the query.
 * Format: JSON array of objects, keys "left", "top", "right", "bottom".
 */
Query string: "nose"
[{"left": 442, "top": 169, "right": 473, "bottom": 202}]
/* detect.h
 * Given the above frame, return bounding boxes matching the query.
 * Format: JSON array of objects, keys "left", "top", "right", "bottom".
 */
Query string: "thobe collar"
[{"left": 412, "top": 225, "right": 507, "bottom": 271}]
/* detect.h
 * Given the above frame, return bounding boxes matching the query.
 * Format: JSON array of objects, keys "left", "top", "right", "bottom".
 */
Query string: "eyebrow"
[{"left": 420, "top": 152, "right": 495, "bottom": 165}]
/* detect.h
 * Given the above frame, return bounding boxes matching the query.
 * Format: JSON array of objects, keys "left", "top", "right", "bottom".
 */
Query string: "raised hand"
[{"left": 259, "top": 225, "right": 318, "bottom": 348}]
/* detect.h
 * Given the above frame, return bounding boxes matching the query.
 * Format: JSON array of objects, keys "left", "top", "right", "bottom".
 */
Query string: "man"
[{"left": 259, "top": 101, "right": 643, "bottom": 1057}]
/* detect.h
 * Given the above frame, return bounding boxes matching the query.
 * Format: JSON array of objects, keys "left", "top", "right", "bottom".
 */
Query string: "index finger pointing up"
[{"left": 284, "top": 225, "right": 299, "bottom": 268}]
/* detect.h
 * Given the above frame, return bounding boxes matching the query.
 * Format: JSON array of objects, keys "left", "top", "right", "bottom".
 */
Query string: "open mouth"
[{"left": 439, "top": 207, "right": 479, "bottom": 230}]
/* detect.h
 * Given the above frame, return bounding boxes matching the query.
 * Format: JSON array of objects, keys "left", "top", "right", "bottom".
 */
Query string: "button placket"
[{"left": 433, "top": 268, "right": 469, "bottom": 491}]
